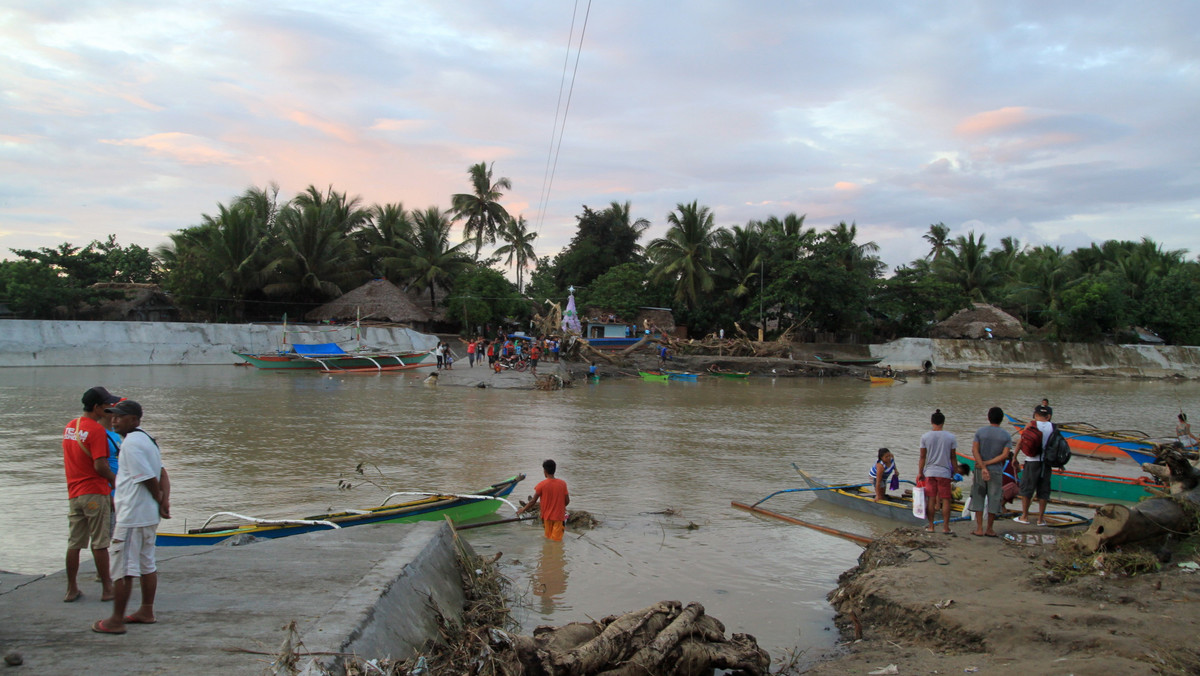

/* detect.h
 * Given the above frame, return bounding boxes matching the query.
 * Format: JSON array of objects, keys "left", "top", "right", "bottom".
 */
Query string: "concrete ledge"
[
  {"left": 0, "top": 522, "right": 464, "bottom": 674},
  {"left": 0, "top": 319, "right": 437, "bottom": 367}
]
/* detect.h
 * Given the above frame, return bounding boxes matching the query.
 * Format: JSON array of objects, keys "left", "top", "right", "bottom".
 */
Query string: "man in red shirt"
[
  {"left": 515, "top": 459, "right": 570, "bottom": 541},
  {"left": 63, "top": 386, "right": 121, "bottom": 602}
]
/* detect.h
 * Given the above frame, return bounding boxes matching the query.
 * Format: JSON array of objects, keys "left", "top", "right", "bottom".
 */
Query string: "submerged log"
[{"left": 1080, "top": 447, "right": 1200, "bottom": 552}]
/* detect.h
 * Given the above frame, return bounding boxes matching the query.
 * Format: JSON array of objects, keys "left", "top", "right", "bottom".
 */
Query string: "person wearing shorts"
[
  {"left": 1016, "top": 405, "right": 1054, "bottom": 525},
  {"left": 917, "top": 409, "right": 958, "bottom": 534},
  {"left": 515, "top": 459, "right": 570, "bottom": 541},
  {"left": 63, "top": 386, "right": 121, "bottom": 603},
  {"left": 969, "top": 406, "right": 1012, "bottom": 537},
  {"left": 93, "top": 400, "right": 170, "bottom": 635}
]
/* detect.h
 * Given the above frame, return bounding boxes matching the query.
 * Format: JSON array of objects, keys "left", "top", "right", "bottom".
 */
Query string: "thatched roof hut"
[
  {"left": 306, "top": 279, "right": 430, "bottom": 326},
  {"left": 931, "top": 303, "right": 1025, "bottom": 340},
  {"left": 84, "top": 283, "right": 179, "bottom": 322}
]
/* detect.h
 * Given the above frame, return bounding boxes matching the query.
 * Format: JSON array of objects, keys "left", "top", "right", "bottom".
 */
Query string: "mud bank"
[
  {"left": 0, "top": 319, "right": 437, "bottom": 367},
  {"left": 870, "top": 338, "right": 1200, "bottom": 379},
  {"left": 805, "top": 527, "right": 1200, "bottom": 675}
]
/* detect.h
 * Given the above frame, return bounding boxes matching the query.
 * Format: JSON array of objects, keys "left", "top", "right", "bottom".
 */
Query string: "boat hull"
[
  {"left": 639, "top": 371, "right": 668, "bottom": 382},
  {"left": 235, "top": 351, "right": 428, "bottom": 371},
  {"left": 157, "top": 475, "right": 523, "bottom": 546},
  {"left": 1004, "top": 414, "right": 1193, "bottom": 462},
  {"left": 959, "top": 456, "right": 1155, "bottom": 502}
]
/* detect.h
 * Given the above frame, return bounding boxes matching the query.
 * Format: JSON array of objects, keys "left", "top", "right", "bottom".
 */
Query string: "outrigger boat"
[
  {"left": 781, "top": 468, "right": 1088, "bottom": 528},
  {"left": 1005, "top": 414, "right": 1196, "bottom": 463},
  {"left": 157, "top": 475, "right": 524, "bottom": 546},
  {"left": 235, "top": 342, "right": 430, "bottom": 372},
  {"left": 813, "top": 353, "right": 883, "bottom": 367},
  {"left": 707, "top": 368, "right": 750, "bottom": 379},
  {"left": 958, "top": 456, "right": 1158, "bottom": 503}
]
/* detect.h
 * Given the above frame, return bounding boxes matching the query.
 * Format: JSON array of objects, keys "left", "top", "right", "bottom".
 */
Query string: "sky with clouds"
[{"left": 2, "top": 1, "right": 1198, "bottom": 272}]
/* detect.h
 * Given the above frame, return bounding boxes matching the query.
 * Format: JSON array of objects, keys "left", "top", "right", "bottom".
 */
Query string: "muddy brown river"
[{"left": 2, "top": 365, "right": 1194, "bottom": 662}]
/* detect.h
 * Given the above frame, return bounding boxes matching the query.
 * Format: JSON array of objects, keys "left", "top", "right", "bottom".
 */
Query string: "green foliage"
[
  {"left": 0, "top": 259, "right": 72, "bottom": 317},
  {"left": 1141, "top": 264, "right": 1200, "bottom": 345},
  {"left": 451, "top": 162, "right": 512, "bottom": 258},
  {"left": 444, "top": 266, "right": 525, "bottom": 330},
  {"left": 873, "top": 264, "right": 970, "bottom": 338},
  {"left": 1057, "top": 273, "right": 1134, "bottom": 341},
  {"left": 550, "top": 202, "right": 650, "bottom": 290},
  {"left": 580, "top": 262, "right": 670, "bottom": 320},
  {"left": 647, "top": 201, "right": 720, "bottom": 311}
]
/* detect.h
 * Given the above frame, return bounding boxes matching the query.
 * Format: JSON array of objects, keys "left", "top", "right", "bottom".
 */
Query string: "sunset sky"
[{"left": 2, "top": 1, "right": 1198, "bottom": 271}]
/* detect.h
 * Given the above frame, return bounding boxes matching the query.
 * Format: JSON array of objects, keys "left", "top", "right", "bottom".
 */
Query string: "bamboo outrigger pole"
[{"left": 731, "top": 501, "right": 874, "bottom": 545}]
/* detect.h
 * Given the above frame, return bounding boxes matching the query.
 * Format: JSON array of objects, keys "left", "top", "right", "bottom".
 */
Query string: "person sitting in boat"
[
  {"left": 870, "top": 448, "right": 900, "bottom": 502},
  {"left": 1178, "top": 413, "right": 1197, "bottom": 448}
]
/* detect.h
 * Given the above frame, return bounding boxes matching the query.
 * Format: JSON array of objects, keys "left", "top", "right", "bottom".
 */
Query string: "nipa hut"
[
  {"left": 306, "top": 279, "right": 431, "bottom": 330},
  {"left": 85, "top": 283, "right": 179, "bottom": 322},
  {"left": 931, "top": 302, "right": 1025, "bottom": 340}
]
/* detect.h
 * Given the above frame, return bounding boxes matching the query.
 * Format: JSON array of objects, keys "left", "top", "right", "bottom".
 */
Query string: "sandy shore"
[{"left": 804, "top": 525, "right": 1200, "bottom": 675}]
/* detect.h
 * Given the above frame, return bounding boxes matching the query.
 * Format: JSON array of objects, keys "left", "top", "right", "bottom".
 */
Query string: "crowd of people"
[{"left": 454, "top": 334, "right": 563, "bottom": 376}]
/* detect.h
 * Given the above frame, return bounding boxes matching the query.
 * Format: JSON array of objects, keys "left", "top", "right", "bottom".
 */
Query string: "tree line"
[{"left": 2, "top": 163, "right": 1197, "bottom": 345}]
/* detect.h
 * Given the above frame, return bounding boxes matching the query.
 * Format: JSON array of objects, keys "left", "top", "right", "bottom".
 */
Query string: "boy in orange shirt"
[{"left": 515, "top": 459, "right": 570, "bottom": 541}]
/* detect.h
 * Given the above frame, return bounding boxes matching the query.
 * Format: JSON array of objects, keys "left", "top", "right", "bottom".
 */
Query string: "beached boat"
[
  {"left": 1005, "top": 414, "right": 1195, "bottom": 462},
  {"left": 709, "top": 370, "right": 750, "bottom": 379},
  {"left": 663, "top": 369, "right": 700, "bottom": 381},
  {"left": 639, "top": 370, "right": 669, "bottom": 382},
  {"left": 793, "top": 468, "right": 1089, "bottom": 528},
  {"left": 813, "top": 353, "right": 883, "bottom": 367},
  {"left": 235, "top": 342, "right": 430, "bottom": 372},
  {"left": 958, "top": 456, "right": 1158, "bottom": 503},
  {"left": 157, "top": 475, "right": 524, "bottom": 546}
]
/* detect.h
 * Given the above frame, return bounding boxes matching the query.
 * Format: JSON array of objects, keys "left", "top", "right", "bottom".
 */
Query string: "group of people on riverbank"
[
  {"left": 870, "top": 399, "right": 1095, "bottom": 537},
  {"left": 62, "top": 386, "right": 169, "bottom": 635},
  {"left": 458, "top": 334, "right": 562, "bottom": 375}
]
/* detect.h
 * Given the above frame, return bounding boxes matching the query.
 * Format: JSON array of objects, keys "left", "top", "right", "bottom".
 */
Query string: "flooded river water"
[{"left": 2, "top": 365, "right": 1195, "bottom": 662}]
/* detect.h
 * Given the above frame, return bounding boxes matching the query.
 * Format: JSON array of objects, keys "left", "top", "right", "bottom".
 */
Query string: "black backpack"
[{"left": 1043, "top": 425, "right": 1072, "bottom": 468}]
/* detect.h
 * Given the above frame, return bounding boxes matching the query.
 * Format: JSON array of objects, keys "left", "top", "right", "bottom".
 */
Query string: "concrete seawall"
[
  {"left": 871, "top": 337, "right": 1200, "bottom": 379},
  {"left": 0, "top": 522, "right": 466, "bottom": 674},
  {"left": 0, "top": 319, "right": 438, "bottom": 367}
]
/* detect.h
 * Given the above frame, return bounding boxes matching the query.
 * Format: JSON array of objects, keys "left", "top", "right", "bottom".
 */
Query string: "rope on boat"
[
  {"left": 198, "top": 512, "right": 341, "bottom": 530},
  {"left": 379, "top": 491, "right": 518, "bottom": 512}
]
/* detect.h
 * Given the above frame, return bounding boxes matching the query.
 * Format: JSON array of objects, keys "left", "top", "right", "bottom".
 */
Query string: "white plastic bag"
[{"left": 912, "top": 480, "right": 926, "bottom": 518}]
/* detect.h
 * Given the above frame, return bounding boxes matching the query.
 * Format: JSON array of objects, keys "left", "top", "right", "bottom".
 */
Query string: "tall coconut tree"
[
  {"left": 935, "top": 231, "right": 998, "bottom": 301},
  {"left": 493, "top": 215, "right": 538, "bottom": 293},
  {"left": 606, "top": 200, "right": 651, "bottom": 259},
  {"left": 451, "top": 162, "right": 512, "bottom": 257},
  {"left": 923, "top": 223, "right": 951, "bottom": 262},
  {"left": 263, "top": 185, "right": 370, "bottom": 302},
  {"left": 647, "top": 201, "right": 722, "bottom": 310},
  {"left": 824, "top": 221, "right": 884, "bottom": 277},
  {"left": 401, "top": 206, "right": 473, "bottom": 310},
  {"left": 714, "top": 222, "right": 763, "bottom": 300},
  {"left": 357, "top": 203, "right": 413, "bottom": 278}
]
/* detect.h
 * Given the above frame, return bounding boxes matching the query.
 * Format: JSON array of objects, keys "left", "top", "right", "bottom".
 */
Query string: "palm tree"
[
  {"left": 714, "top": 223, "right": 763, "bottom": 300},
  {"left": 493, "top": 215, "right": 538, "bottom": 293},
  {"left": 401, "top": 206, "right": 473, "bottom": 310},
  {"left": 824, "top": 221, "right": 884, "bottom": 277},
  {"left": 263, "top": 185, "right": 370, "bottom": 301},
  {"left": 647, "top": 201, "right": 722, "bottom": 310},
  {"left": 607, "top": 200, "right": 651, "bottom": 259},
  {"left": 357, "top": 203, "right": 413, "bottom": 277},
  {"left": 758, "top": 213, "right": 814, "bottom": 261},
  {"left": 451, "top": 162, "right": 512, "bottom": 257},
  {"left": 935, "top": 231, "right": 998, "bottom": 301},
  {"left": 923, "top": 223, "right": 951, "bottom": 262}
]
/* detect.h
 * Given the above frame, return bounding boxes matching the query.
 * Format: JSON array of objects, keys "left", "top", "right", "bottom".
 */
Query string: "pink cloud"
[
  {"left": 955, "top": 107, "right": 1034, "bottom": 136},
  {"left": 100, "top": 132, "right": 243, "bottom": 165},
  {"left": 285, "top": 111, "right": 359, "bottom": 144}
]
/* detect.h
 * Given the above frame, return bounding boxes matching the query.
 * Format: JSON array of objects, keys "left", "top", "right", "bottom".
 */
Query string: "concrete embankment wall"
[
  {"left": 0, "top": 319, "right": 438, "bottom": 367},
  {"left": 872, "top": 338, "right": 1200, "bottom": 379}
]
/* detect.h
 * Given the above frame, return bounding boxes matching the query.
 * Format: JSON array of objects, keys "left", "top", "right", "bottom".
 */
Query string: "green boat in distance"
[
  {"left": 958, "top": 456, "right": 1156, "bottom": 503},
  {"left": 639, "top": 370, "right": 669, "bottom": 382}
]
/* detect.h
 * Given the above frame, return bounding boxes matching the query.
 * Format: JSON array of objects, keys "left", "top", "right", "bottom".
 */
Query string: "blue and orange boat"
[{"left": 1005, "top": 414, "right": 1196, "bottom": 464}]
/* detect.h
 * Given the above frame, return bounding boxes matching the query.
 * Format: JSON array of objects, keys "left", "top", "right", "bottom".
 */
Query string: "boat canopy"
[{"left": 293, "top": 342, "right": 349, "bottom": 356}]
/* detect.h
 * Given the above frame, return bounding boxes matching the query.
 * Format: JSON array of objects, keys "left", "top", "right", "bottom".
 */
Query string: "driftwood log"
[
  {"left": 510, "top": 601, "right": 770, "bottom": 676},
  {"left": 1080, "top": 447, "right": 1200, "bottom": 552}
]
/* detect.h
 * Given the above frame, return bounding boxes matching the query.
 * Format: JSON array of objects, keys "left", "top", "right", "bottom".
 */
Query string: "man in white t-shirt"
[
  {"left": 1016, "top": 405, "right": 1054, "bottom": 525},
  {"left": 92, "top": 400, "right": 170, "bottom": 635}
]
